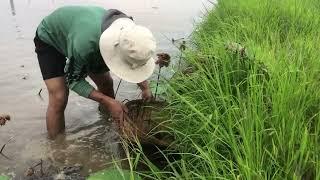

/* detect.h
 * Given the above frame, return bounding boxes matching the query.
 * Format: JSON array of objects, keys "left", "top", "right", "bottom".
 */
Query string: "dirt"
[
  {"left": 120, "top": 99, "right": 173, "bottom": 147},
  {"left": 0, "top": 114, "right": 11, "bottom": 126},
  {"left": 156, "top": 53, "right": 171, "bottom": 68},
  {"left": 22, "top": 160, "right": 85, "bottom": 180}
]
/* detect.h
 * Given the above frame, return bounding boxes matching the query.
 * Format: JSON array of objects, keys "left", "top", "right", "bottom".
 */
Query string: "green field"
[{"left": 124, "top": 0, "right": 320, "bottom": 179}]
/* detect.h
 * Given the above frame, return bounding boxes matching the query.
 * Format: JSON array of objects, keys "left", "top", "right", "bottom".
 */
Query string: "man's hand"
[
  {"left": 141, "top": 88, "right": 153, "bottom": 102},
  {"left": 137, "top": 80, "right": 153, "bottom": 102},
  {"left": 102, "top": 99, "right": 125, "bottom": 127},
  {"left": 89, "top": 90, "right": 126, "bottom": 127}
]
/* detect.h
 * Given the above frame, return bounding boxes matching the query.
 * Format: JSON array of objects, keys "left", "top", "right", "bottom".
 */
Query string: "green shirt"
[{"left": 37, "top": 6, "right": 109, "bottom": 98}]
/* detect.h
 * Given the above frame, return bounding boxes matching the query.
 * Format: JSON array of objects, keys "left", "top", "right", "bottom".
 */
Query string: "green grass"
[{"left": 123, "top": 0, "right": 320, "bottom": 179}]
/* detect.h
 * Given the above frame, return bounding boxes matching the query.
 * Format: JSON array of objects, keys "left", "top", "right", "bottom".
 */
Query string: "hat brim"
[{"left": 99, "top": 18, "right": 155, "bottom": 83}]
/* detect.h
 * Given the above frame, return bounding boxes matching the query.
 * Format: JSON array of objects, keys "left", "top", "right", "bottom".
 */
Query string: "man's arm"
[
  {"left": 89, "top": 72, "right": 115, "bottom": 98},
  {"left": 65, "top": 53, "right": 124, "bottom": 125},
  {"left": 87, "top": 55, "right": 114, "bottom": 97}
]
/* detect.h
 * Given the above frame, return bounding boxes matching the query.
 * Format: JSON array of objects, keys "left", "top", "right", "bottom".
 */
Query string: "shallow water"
[{"left": 0, "top": 0, "right": 210, "bottom": 178}]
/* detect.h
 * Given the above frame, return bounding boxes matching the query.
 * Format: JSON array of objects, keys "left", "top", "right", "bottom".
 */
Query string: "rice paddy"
[{"left": 123, "top": 0, "right": 320, "bottom": 179}]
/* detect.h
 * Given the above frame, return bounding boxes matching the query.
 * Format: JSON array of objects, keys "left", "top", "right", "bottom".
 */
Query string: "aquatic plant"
[
  {"left": 0, "top": 175, "right": 9, "bottom": 180},
  {"left": 88, "top": 169, "right": 141, "bottom": 180},
  {"left": 0, "top": 114, "right": 10, "bottom": 126},
  {"left": 154, "top": 53, "right": 171, "bottom": 100}
]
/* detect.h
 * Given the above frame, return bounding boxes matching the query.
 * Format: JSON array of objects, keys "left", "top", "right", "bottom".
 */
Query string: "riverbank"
[{"left": 128, "top": 0, "right": 320, "bottom": 179}]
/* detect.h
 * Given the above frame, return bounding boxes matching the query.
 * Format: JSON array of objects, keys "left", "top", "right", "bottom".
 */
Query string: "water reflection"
[{"left": 9, "top": 0, "right": 15, "bottom": 16}]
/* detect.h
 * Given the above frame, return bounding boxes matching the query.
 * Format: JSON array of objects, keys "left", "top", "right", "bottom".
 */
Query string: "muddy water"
[{"left": 0, "top": 0, "right": 209, "bottom": 178}]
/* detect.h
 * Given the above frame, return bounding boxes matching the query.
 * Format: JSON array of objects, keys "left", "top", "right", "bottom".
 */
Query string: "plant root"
[{"left": 0, "top": 114, "right": 11, "bottom": 126}]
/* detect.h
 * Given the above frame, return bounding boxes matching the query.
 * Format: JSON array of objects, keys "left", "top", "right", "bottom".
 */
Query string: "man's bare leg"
[{"left": 44, "top": 77, "right": 69, "bottom": 139}]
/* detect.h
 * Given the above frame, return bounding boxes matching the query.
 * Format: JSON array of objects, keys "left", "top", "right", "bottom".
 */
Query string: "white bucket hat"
[{"left": 99, "top": 18, "right": 156, "bottom": 83}]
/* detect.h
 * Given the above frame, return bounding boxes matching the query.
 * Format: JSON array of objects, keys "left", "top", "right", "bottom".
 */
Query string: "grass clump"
[{"left": 125, "top": 0, "right": 320, "bottom": 179}]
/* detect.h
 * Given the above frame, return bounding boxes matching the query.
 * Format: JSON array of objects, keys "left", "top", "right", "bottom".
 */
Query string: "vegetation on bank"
[{"left": 122, "top": 0, "right": 320, "bottom": 179}]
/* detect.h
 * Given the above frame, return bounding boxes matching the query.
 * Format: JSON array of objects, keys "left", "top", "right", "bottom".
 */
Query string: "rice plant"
[{"left": 124, "top": 0, "right": 320, "bottom": 179}]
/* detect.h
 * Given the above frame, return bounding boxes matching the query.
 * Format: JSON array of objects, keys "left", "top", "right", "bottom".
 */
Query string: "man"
[{"left": 34, "top": 6, "right": 156, "bottom": 139}]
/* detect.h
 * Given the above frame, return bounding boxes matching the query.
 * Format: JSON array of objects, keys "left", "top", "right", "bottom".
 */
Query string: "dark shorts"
[{"left": 34, "top": 32, "right": 66, "bottom": 80}]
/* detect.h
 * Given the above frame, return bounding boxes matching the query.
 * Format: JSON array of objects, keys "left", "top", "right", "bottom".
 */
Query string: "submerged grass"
[{"left": 125, "top": 0, "right": 320, "bottom": 179}]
